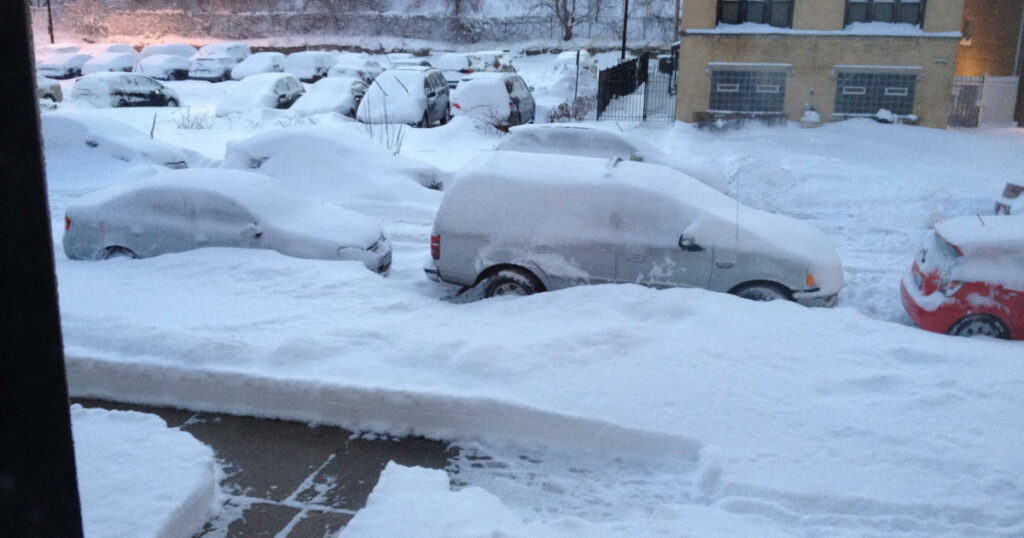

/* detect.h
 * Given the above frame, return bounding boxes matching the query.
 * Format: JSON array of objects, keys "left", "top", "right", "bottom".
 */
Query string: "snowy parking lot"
[{"left": 42, "top": 49, "right": 1024, "bottom": 537}]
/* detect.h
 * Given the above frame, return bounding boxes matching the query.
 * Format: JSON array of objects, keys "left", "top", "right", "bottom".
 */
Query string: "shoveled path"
[{"left": 74, "top": 398, "right": 456, "bottom": 537}]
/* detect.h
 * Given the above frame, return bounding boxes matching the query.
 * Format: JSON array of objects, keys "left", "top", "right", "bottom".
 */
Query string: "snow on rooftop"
[{"left": 688, "top": 21, "right": 961, "bottom": 38}]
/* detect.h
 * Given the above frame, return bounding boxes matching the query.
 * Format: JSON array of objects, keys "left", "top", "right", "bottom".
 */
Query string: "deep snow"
[{"left": 40, "top": 47, "right": 1024, "bottom": 537}]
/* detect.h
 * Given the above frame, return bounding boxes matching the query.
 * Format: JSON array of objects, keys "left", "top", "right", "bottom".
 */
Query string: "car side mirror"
[
  {"left": 427, "top": 90, "right": 436, "bottom": 98},
  {"left": 679, "top": 234, "right": 704, "bottom": 252}
]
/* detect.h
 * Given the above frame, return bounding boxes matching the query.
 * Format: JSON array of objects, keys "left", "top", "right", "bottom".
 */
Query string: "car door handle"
[{"left": 626, "top": 254, "right": 646, "bottom": 263}]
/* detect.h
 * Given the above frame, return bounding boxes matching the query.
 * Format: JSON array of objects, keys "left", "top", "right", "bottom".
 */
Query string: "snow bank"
[{"left": 72, "top": 404, "right": 221, "bottom": 538}]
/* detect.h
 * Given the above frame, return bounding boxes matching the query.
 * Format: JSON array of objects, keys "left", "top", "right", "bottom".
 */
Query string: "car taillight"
[
  {"left": 508, "top": 101, "right": 514, "bottom": 110},
  {"left": 431, "top": 234, "right": 440, "bottom": 260},
  {"left": 64, "top": 216, "right": 70, "bottom": 230},
  {"left": 452, "top": 103, "right": 461, "bottom": 109}
]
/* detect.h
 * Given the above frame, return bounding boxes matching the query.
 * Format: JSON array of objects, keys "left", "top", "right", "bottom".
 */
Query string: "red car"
[{"left": 901, "top": 214, "right": 1024, "bottom": 339}]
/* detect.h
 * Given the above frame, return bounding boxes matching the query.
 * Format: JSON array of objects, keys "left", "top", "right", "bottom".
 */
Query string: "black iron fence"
[{"left": 596, "top": 50, "right": 677, "bottom": 122}]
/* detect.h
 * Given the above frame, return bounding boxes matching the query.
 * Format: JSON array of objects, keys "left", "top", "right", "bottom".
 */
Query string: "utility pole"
[
  {"left": 47, "top": 0, "right": 55, "bottom": 44},
  {"left": 620, "top": 0, "right": 629, "bottom": 60}
]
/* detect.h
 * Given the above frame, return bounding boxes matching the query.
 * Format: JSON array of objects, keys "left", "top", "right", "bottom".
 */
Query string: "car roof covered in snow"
[{"left": 935, "top": 214, "right": 1024, "bottom": 255}]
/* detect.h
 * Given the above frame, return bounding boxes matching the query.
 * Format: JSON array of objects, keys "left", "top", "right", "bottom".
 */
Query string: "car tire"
[
  {"left": 102, "top": 246, "right": 138, "bottom": 260},
  {"left": 117, "top": 98, "right": 129, "bottom": 108},
  {"left": 947, "top": 314, "right": 1010, "bottom": 339},
  {"left": 730, "top": 282, "right": 791, "bottom": 302},
  {"left": 166, "top": 98, "right": 179, "bottom": 107},
  {"left": 418, "top": 112, "right": 430, "bottom": 128},
  {"left": 440, "top": 109, "right": 450, "bottom": 125},
  {"left": 483, "top": 268, "right": 543, "bottom": 298}
]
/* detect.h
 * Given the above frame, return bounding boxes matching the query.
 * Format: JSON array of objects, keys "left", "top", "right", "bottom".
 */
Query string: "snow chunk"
[{"left": 72, "top": 404, "right": 220, "bottom": 538}]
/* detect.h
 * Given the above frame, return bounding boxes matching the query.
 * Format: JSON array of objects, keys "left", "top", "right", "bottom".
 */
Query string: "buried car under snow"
[
  {"left": 42, "top": 113, "right": 189, "bottom": 169},
  {"left": 901, "top": 214, "right": 1024, "bottom": 339},
  {"left": 427, "top": 151, "right": 843, "bottom": 305},
  {"left": 215, "top": 72, "right": 304, "bottom": 116},
  {"left": 220, "top": 127, "right": 445, "bottom": 196},
  {"left": 62, "top": 169, "right": 392, "bottom": 274}
]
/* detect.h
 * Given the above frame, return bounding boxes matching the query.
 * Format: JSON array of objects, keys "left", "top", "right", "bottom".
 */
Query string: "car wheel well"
[
  {"left": 102, "top": 246, "right": 138, "bottom": 259},
  {"left": 475, "top": 264, "right": 545, "bottom": 290},
  {"left": 728, "top": 280, "right": 793, "bottom": 302}
]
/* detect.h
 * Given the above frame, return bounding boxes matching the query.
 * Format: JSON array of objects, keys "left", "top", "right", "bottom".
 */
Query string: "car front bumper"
[{"left": 792, "top": 290, "right": 839, "bottom": 308}]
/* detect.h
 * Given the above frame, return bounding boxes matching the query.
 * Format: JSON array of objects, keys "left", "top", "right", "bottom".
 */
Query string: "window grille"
[
  {"left": 834, "top": 72, "right": 917, "bottom": 115},
  {"left": 718, "top": 0, "right": 794, "bottom": 28},
  {"left": 710, "top": 70, "right": 788, "bottom": 113}
]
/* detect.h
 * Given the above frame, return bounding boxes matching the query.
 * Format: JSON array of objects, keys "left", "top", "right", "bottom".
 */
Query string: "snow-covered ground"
[
  {"left": 41, "top": 49, "right": 1024, "bottom": 537},
  {"left": 72, "top": 405, "right": 222, "bottom": 537}
]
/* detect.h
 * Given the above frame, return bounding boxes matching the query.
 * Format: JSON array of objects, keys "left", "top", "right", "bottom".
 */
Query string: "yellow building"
[{"left": 675, "top": 0, "right": 965, "bottom": 128}]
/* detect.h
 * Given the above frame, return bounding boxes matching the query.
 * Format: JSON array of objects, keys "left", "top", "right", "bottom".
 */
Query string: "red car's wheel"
[{"left": 947, "top": 314, "right": 1010, "bottom": 339}]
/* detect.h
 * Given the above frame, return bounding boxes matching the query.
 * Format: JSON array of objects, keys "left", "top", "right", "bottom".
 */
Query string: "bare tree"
[
  {"left": 446, "top": 0, "right": 481, "bottom": 17},
  {"left": 536, "top": 0, "right": 578, "bottom": 41}
]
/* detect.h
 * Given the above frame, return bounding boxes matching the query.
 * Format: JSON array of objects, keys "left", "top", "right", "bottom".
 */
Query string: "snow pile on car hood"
[
  {"left": 72, "top": 404, "right": 221, "bottom": 538},
  {"left": 221, "top": 126, "right": 444, "bottom": 204},
  {"left": 357, "top": 70, "right": 429, "bottom": 124},
  {"left": 285, "top": 50, "right": 337, "bottom": 79}
]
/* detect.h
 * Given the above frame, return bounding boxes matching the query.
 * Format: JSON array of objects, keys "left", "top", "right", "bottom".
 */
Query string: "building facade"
[{"left": 675, "top": 0, "right": 965, "bottom": 128}]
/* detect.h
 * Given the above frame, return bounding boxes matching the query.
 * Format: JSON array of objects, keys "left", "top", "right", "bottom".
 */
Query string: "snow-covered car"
[
  {"left": 900, "top": 214, "right": 1024, "bottom": 339},
  {"left": 37, "top": 52, "right": 92, "bottom": 79},
  {"left": 39, "top": 43, "right": 81, "bottom": 57},
  {"left": 72, "top": 73, "right": 181, "bottom": 108},
  {"left": 188, "top": 54, "right": 238, "bottom": 82},
  {"left": 473, "top": 49, "right": 515, "bottom": 72},
  {"left": 42, "top": 113, "right": 188, "bottom": 169},
  {"left": 196, "top": 41, "right": 251, "bottom": 62},
  {"left": 285, "top": 50, "right": 338, "bottom": 82},
  {"left": 139, "top": 43, "right": 198, "bottom": 59},
  {"left": 426, "top": 151, "right": 843, "bottom": 305},
  {"left": 134, "top": 54, "right": 191, "bottom": 80},
  {"left": 357, "top": 67, "right": 450, "bottom": 127},
  {"left": 290, "top": 77, "right": 366, "bottom": 118},
  {"left": 494, "top": 124, "right": 730, "bottom": 194},
  {"left": 451, "top": 72, "right": 535, "bottom": 127},
  {"left": 554, "top": 50, "right": 598, "bottom": 74},
  {"left": 62, "top": 169, "right": 392, "bottom": 274},
  {"left": 215, "top": 72, "right": 304, "bottom": 117},
  {"left": 36, "top": 74, "right": 63, "bottom": 102},
  {"left": 220, "top": 128, "right": 445, "bottom": 198},
  {"left": 81, "top": 51, "right": 139, "bottom": 75},
  {"left": 95, "top": 43, "right": 136, "bottom": 55},
  {"left": 436, "top": 52, "right": 486, "bottom": 88},
  {"left": 231, "top": 52, "right": 286, "bottom": 80},
  {"left": 328, "top": 57, "right": 383, "bottom": 84}
]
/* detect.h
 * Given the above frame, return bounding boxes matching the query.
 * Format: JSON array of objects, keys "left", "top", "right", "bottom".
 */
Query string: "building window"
[
  {"left": 710, "top": 70, "right": 788, "bottom": 113},
  {"left": 718, "top": 0, "right": 794, "bottom": 28},
  {"left": 845, "top": 0, "right": 926, "bottom": 27},
  {"left": 834, "top": 72, "right": 917, "bottom": 115}
]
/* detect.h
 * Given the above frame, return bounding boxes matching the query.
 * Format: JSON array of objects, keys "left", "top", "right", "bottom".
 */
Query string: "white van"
[{"left": 425, "top": 151, "right": 843, "bottom": 306}]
